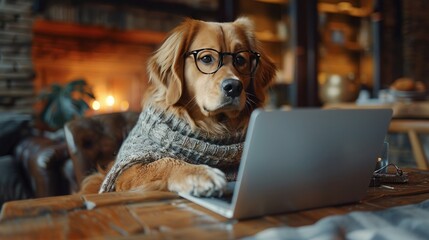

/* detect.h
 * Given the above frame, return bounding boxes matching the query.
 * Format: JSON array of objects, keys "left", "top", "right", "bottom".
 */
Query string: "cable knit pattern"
[{"left": 99, "top": 105, "right": 246, "bottom": 193}]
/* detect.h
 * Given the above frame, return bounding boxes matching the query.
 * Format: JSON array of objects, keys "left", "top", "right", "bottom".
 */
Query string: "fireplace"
[{"left": 32, "top": 19, "right": 166, "bottom": 114}]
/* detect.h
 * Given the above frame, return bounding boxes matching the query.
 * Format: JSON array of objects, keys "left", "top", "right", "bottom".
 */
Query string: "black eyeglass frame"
[{"left": 185, "top": 48, "right": 260, "bottom": 75}]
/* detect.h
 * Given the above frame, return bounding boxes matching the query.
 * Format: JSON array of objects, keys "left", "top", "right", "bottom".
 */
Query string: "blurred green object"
[{"left": 38, "top": 79, "right": 95, "bottom": 129}]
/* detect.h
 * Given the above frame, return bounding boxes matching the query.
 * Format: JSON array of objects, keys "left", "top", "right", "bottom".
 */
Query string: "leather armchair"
[
  {"left": 13, "top": 136, "right": 70, "bottom": 198},
  {"left": 64, "top": 111, "right": 139, "bottom": 191},
  {"left": 1, "top": 111, "right": 139, "bottom": 205},
  {"left": 1, "top": 113, "right": 74, "bottom": 204}
]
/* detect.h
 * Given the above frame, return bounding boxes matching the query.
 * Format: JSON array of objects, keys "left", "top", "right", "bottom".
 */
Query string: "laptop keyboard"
[
  {"left": 217, "top": 195, "right": 233, "bottom": 203},
  {"left": 214, "top": 181, "right": 236, "bottom": 203}
]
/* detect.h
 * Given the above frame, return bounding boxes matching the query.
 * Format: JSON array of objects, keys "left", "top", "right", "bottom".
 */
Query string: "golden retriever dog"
[{"left": 81, "top": 17, "right": 276, "bottom": 197}]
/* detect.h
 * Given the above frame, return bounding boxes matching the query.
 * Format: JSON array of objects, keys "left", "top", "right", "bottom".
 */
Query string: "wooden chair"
[{"left": 389, "top": 119, "right": 429, "bottom": 169}]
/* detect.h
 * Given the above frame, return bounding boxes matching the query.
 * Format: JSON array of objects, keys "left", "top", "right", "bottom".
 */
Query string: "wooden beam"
[
  {"left": 33, "top": 19, "right": 167, "bottom": 45},
  {"left": 289, "top": 0, "right": 320, "bottom": 107}
]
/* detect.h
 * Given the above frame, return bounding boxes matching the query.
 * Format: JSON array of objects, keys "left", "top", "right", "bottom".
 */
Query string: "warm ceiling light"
[
  {"left": 92, "top": 100, "right": 100, "bottom": 111},
  {"left": 106, "top": 95, "right": 115, "bottom": 106}
]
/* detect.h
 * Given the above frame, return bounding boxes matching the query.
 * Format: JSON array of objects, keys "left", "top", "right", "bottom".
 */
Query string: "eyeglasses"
[{"left": 185, "top": 48, "right": 260, "bottom": 75}]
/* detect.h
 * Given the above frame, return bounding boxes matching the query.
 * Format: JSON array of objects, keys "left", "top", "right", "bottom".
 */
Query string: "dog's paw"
[{"left": 168, "top": 165, "right": 227, "bottom": 197}]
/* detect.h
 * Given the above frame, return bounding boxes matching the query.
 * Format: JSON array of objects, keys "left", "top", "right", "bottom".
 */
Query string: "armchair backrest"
[{"left": 64, "top": 111, "right": 139, "bottom": 188}]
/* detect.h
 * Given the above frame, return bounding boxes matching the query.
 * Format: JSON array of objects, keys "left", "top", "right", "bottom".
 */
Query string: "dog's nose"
[{"left": 221, "top": 79, "right": 243, "bottom": 98}]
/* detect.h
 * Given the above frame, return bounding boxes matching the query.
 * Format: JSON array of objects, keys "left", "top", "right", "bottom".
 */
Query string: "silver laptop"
[{"left": 179, "top": 108, "right": 393, "bottom": 219}]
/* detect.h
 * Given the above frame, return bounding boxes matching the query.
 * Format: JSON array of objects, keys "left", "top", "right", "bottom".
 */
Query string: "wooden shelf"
[
  {"left": 255, "top": 0, "right": 288, "bottom": 4},
  {"left": 318, "top": 3, "right": 371, "bottom": 18},
  {"left": 33, "top": 19, "right": 167, "bottom": 45},
  {"left": 255, "top": 31, "right": 287, "bottom": 43}
]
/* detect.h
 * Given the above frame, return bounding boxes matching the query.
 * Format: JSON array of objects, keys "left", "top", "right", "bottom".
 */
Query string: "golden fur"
[{"left": 80, "top": 17, "right": 276, "bottom": 196}]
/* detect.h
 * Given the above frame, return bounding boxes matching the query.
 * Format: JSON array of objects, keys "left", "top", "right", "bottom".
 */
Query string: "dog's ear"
[
  {"left": 147, "top": 19, "right": 196, "bottom": 106},
  {"left": 234, "top": 17, "right": 276, "bottom": 108},
  {"left": 252, "top": 45, "right": 276, "bottom": 106}
]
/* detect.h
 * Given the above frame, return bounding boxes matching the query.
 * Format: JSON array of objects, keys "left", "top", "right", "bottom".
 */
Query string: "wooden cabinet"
[
  {"left": 317, "top": 0, "right": 376, "bottom": 103},
  {"left": 238, "top": 0, "right": 378, "bottom": 106}
]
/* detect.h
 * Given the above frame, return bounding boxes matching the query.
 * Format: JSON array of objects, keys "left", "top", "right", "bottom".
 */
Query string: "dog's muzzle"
[{"left": 221, "top": 79, "right": 243, "bottom": 98}]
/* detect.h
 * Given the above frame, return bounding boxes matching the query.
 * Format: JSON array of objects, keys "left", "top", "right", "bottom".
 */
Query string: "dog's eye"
[
  {"left": 235, "top": 56, "right": 246, "bottom": 66},
  {"left": 234, "top": 55, "right": 248, "bottom": 67},
  {"left": 199, "top": 55, "right": 215, "bottom": 64}
]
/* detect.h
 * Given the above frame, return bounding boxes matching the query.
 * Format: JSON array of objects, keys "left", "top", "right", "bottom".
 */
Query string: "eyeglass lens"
[{"left": 194, "top": 49, "right": 257, "bottom": 74}]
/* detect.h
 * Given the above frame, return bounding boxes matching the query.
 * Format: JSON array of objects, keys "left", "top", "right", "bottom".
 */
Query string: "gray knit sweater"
[{"left": 99, "top": 105, "right": 246, "bottom": 193}]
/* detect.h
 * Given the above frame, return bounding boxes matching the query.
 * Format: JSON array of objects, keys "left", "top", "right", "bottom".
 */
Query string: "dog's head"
[{"left": 147, "top": 17, "right": 276, "bottom": 133}]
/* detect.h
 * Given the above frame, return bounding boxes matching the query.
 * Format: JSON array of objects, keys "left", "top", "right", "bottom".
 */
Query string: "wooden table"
[
  {"left": 1, "top": 169, "right": 429, "bottom": 239},
  {"left": 323, "top": 102, "right": 429, "bottom": 169},
  {"left": 389, "top": 119, "right": 429, "bottom": 169}
]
